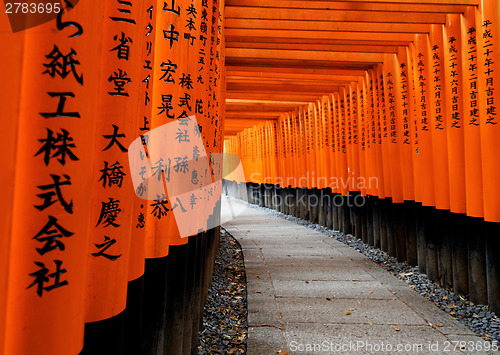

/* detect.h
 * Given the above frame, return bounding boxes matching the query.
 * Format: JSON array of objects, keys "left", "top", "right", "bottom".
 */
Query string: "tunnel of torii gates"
[{"left": 1, "top": 0, "right": 500, "bottom": 354}]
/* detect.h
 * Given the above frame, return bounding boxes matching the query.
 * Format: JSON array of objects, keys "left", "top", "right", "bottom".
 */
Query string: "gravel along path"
[
  {"left": 198, "top": 229, "right": 248, "bottom": 355},
  {"left": 227, "top": 195, "right": 500, "bottom": 347}
]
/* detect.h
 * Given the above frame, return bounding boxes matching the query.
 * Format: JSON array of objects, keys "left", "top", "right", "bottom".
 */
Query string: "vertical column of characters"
[
  {"left": 321, "top": 98, "right": 329, "bottom": 189},
  {"left": 329, "top": 93, "right": 339, "bottom": 194},
  {"left": 298, "top": 107, "right": 307, "bottom": 188},
  {"left": 307, "top": 103, "right": 317, "bottom": 188},
  {"left": 476, "top": 0, "right": 500, "bottom": 223},
  {"left": 286, "top": 114, "right": 296, "bottom": 187},
  {"left": 260, "top": 125, "right": 265, "bottom": 184},
  {"left": 245, "top": 129, "right": 251, "bottom": 182},
  {"left": 290, "top": 112, "right": 299, "bottom": 188},
  {"left": 268, "top": 121, "right": 277, "bottom": 185},
  {"left": 461, "top": 6, "right": 483, "bottom": 218},
  {"left": 428, "top": 24, "right": 451, "bottom": 211},
  {"left": 276, "top": 115, "right": 285, "bottom": 187},
  {"left": 382, "top": 54, "right": 404, "bottom": 204},
  {"left": 443, "top": 14, "right": 467, "bottom": 215},
  {"left": 408, "top": 43, "right": 422, "bottom": 203},
  {"left": 195, "top": 0, "right": 217, "bottom": 229},
  {"left": 246, "top": 129, "right": 252, "bottom": 182},
  {"left": 205, "top": 0, "right": 217, "bottom": 155},
  {"left": 128, "top": 0, "right": 155, "bottom": 283},
  {"left": 413, "top": 34, "right": 435, "bottom": 207},
  {"left": 179, "top": 0, "right": 212, "bottom": 237},
  {"left": 240, "top": 132, "right": 249, "bottom": 183},
  {"left": 252, "top": 126, "right": 259, "bottom": 183},
  {"left": 0, "top": 13, "right": 25, "bottom": 353},
  {"left": 272, "top": 121, "right": 279, "bottom": 186},
  {"left": 338, "top": 89, "right": 348, "bottom": 196},
  {"left": 260, "top": 124, "right": 266, "bottom": 183},
  {"left": 254, "top": 128, "right": 260, "bottom": 183},
  {"left": 320, "top": 97, "right": 330, "bottom": 189},
  {"left": 344, "top": 88, "right": 353, "bottom": 192},
  {"left": 371, "top": 70, "right": 384, "bottom": 198},
  {"left": 365, "top": 71, "right": 376, "bottom": 197},
  {"left": 357, "top": 79, "right": 368, "bottom": 197},
  {"left": 327, "top": 94, "right": 337, "bottom": 193},
  {"left": 349, "top": 84, "right": 361, "bottom": 193},
  {"left": 263, "top": 124, "right": 270, "bottom": 184},
  {"left": 263, "top": 124, "right": 269, "bottom": 184},
  {"left": 265, "top": 124, "right": 273, "bottom": 185},
  {"left": 279, "top": 115, "right": 287, "bottom": 186},
  {"left": 148, "top": 0, "right": 183, "bottom": 248},
  {"left": 315, "top": 100, "right": 325, "bottom": 189},
  {"left": 376, "top": 64, "right": 390, "bottom": 199},
  {"left": 396, "top": 47, "right": 415, "bottom": 202},
  {"left": 302, "top": 106, "right": 311, "bottom": 187},
  {"left": 280, "top": 114, "right": 288, "bottom": 185},
  {"left": 86, "top": 0, "right": 143, "bottom": 323},
  {"left": 324, "top": 95, "right": 335, "bottom": 192},
  {"left": 313, "top": 101, "right": 323, "bottom": 188},
  {"left": 214, "top": 0, "right": 225, "bottom": 162},
  {"left": 6, "top": 1, "right": 104, "bottom": 354}
]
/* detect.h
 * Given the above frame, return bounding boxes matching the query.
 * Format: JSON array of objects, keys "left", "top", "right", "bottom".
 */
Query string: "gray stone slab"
[
  {"left": 247, "top": 294, "right": 282, "bottom": 327},
  {"left": 386, "top": 285, "right": 477, "bottom": 336},
  {"left": 262, "top": 255, "right": 356, "bottom": 268},
  {"left": 279, "top": 297, "right": 426, "bottom": 325},
  {"left": 247, "top": 326, "right": 287, "bottom": 355},
  {"left": 273, "top": 280, "right": 396, "bottom": 299},
  {"left": 266, "top": 264, "right": 374, "bottom": 281},
  {"left": 261, "top": 247, "right": 347, "bottom": 257}
]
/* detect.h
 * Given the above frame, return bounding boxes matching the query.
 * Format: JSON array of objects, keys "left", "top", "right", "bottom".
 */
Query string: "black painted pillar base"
[
  {"left": 392, "top": 202, "right": 405, "bottom": 262},
  {"left": 124, "top": 276, "right": 144, "bottom": 355},
  {"left": 164, "top": 244, "right": 188, "bottom": 355},
  {"left": 486, "top": 222, "right": 500, "bottom": 314},
  {"left": 366, "top": 196, "right": 374, "bottom": 246},
  {"left": 360, "top": 196, "right": 368, "bottom": 244},
  {"left": 380, "top": 198, "right": 389, "bottom": 253},
  {"left": 140, "top": 256, "right": 169, "bottom": 355},
  {"left": 437, "top": 210, "right": 454, "bottom": 289},
  {"left": 452, "top": 215, "right": 470, "bottom": 295},
  {"left": 404, "top": 201, "right": 418, "bottom": 267},
  {"left": 468, "top": 217, "right": 488, "bottom": 305},
  {"left": 423, "top": 206, "right": 439, "bottom": 283},
  {"left": 326, "top": 189, "right": 333, "bottom": 230},
  {"left": 372, "top": 197, "right": 380, "bottom": 248},
  {"left": 352, "top": 192, "right": 363, "bottom": 241}
]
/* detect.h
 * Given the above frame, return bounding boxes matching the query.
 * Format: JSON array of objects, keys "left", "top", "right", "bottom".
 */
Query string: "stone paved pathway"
[{"left": 221, "top": 197, "right": 497, "bottom": 355}]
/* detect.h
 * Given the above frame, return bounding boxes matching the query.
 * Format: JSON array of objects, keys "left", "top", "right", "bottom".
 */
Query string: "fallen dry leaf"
[{"left": 345, "top": 312, "right": 352, "bottom": 315}]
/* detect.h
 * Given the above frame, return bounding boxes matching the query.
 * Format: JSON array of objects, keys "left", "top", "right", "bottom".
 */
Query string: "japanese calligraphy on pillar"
[
  {"left": 448, "top": 36, "right": 462, "bottom": 128},
  {"left": 480, "top": 19, "right": 497, "bottom": 125},
  {"left": 399, "top": 61, "right": 411, "bottom": 145},
  {"left": 86, "top": 0, "right": 143, "bottom": 323}
]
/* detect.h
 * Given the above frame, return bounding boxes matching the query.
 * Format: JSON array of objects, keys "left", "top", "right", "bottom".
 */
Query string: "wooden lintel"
[
  {"left": 226, "top": 42, "right": 400, "bottom": 53},
  {"left": 226, "top": 7, "right": 446, "bottom": 24},
  {"left": 225, "top": 0, "right": 472, "bottom": 13},
  {"left": 225, "top": 19, "right": 431, "bottom": 34}
]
